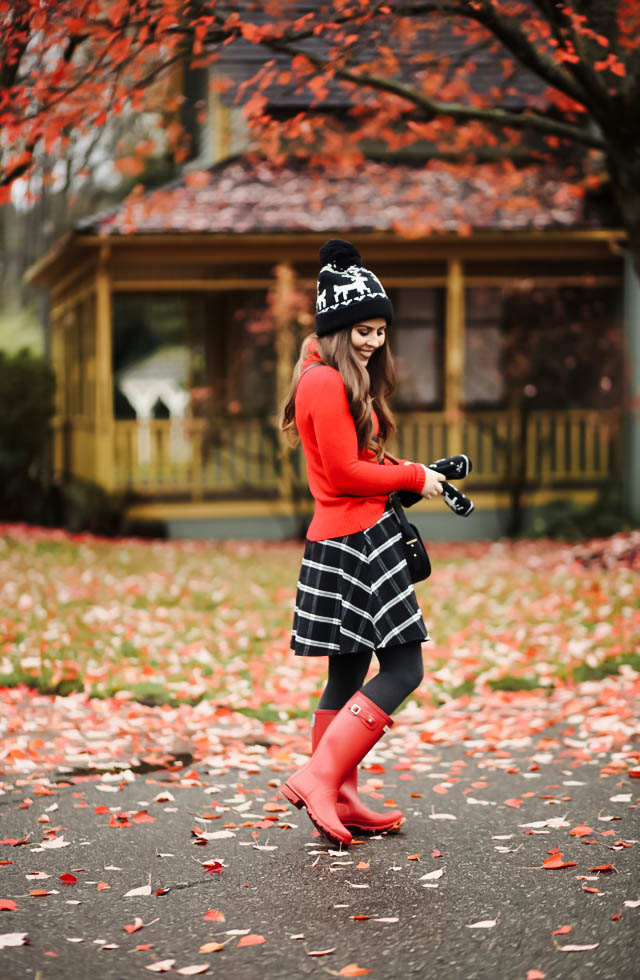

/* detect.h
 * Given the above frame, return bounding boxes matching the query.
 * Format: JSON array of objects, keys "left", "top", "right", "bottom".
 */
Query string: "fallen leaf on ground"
[
  {"left": 0, "top": 900, "right": 17, "bottom": 911},
  {"left": 237, "top": 934, "right": 265, "bottom": 947},
  {"left": 570, "top": 825, "right": 593, "bottom": 837},
  {"left": 555, "top": 943, "right": 599, "bottom": 952},
  {"left": 0, "top": 932, "right": 28, "bottom": 948},
  {"left": 543, "top": 854, "right": 577, "bottom": 870},
  {"left": 133, "top": 810, "right": 156, "bottom": 824},
  {"left": 39, "top": 836, "right": 70, "bottom": 850},
  {"left": 202, "top": 861, "right": 224, "bottom": 874},
  {"left": 203, "top": 910, "right": 225, "bottom": 922},
  {"left": 125, "top": 883, "right": 152, "bottom": 897},
  {"left": 420, "top": 869, "right": 444, "bottom": 881}
]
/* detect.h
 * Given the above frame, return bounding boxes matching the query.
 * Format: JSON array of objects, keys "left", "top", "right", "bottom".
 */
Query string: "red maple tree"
[{"left": 2, "top": 2, "right": 639, "bottom": 256}]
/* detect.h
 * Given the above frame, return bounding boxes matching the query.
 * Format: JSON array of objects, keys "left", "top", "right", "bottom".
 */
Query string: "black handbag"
[
  {"left": 388, "top": 491, "right": 431, "bottom": 582},
  {"left": 375, "top": 447, "right": 431, "bottom": 582}
]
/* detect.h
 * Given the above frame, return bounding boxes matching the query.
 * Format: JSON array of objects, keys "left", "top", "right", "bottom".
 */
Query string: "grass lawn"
[{"left": 1, "top": 525, "right": 638, "bottom": 719}]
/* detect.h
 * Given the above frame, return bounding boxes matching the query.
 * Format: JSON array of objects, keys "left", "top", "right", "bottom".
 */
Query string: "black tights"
[{"left": 317, "top": 639, "right": 424, "bottom": 716}]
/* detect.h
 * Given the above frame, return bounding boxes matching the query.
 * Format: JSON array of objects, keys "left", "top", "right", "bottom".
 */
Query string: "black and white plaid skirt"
[{"left": 290, "top": 502, "right": 429, "bottom": 657}]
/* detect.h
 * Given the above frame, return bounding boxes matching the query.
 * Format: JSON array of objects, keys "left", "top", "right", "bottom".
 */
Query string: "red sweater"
[{"left": 295, "top": 341, "right": 425, "bottom": 540}]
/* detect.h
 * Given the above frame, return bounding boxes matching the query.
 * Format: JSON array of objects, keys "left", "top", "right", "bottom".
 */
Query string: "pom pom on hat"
[
  {"left": 319, "top": 239, "right": 362, "bottom": 270},
  {"left": 315, "top": 239, "right": 393, "bottom": 336}
]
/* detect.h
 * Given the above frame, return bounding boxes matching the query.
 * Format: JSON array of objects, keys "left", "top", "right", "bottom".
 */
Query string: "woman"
[{"left": 278, "top": 239, "right": 444, "bottom": 847}]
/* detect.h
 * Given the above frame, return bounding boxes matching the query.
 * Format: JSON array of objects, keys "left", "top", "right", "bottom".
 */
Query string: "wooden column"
[
  {"left": 209, "top": 86, "right": 233, "bottom": 163},
  {"left": 444, "top": 257, "right": 465, "bottom": 454},
  {"left": 48, "top": 310, "right": 63, "bottom": 475},
  {"left": 94, "top": 242, "right": 115, "bottom": 491},
  {"left": 274, "top": 263, "right": 296, "bottom": 505}
]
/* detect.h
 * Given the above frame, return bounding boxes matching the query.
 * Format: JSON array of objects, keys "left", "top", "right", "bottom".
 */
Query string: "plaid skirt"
[{"left": 290, "top": 502, "right": 429, "bottom": 657}]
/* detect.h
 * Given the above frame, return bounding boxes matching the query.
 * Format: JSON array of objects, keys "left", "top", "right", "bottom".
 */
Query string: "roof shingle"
[{"left": 78, "top": 156, "right": 613, "bottom": 236}]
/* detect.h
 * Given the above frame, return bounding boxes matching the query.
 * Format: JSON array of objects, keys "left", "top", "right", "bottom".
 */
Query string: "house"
[
  {"left": 24, "top": 26, "right": 638, "bottom": 540},
  {"left": 25, "top": 152, "right": 630, "bottom": 539}
]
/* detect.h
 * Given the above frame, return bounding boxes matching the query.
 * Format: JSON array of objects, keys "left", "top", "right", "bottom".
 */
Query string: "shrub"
[
  {"left": 519, "top": 479, "right": 634, "bottom": 541},
  {"left": 60, "top": 477, "right": 128, "bottom": 536},
  {"left": 0, "top": 348, "right": 55, "bottom": 521}
]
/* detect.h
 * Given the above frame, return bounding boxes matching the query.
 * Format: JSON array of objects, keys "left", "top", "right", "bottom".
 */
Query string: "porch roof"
[{"left": 76, "top": 155, "right": 616, "bottom": 237}]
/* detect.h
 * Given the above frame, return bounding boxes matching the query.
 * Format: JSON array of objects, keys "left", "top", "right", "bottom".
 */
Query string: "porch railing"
[
  {"left": 108, "top": 409, "right": 621, "bottom": 497},
  {"left": 394, "top": 409, "right": 620, "bottom": 486}
]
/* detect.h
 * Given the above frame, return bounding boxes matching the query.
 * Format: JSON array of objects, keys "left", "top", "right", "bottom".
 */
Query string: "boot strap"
[{"left": 349, "top": 702, "right": 389, "bottom": 732}]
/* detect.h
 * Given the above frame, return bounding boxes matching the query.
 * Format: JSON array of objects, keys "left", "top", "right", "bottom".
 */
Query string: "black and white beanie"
[{"left": 315, "top": 239, "right": 393, "bottom": 337}]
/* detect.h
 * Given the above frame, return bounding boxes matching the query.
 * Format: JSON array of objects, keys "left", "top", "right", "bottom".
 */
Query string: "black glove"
[
  {"left": 397, "top": 454, "right": 474, "bottom": 516},
  {"left": 428, "top": 454, "right": 471, "bottom": 480},
  {"left": 440, "top": 481, "right": 474, "bottom": 517}
]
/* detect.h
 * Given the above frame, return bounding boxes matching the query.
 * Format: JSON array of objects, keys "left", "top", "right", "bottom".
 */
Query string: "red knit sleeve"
[{"left": 303, "top": 368, "right": 425, "bottom": 496}]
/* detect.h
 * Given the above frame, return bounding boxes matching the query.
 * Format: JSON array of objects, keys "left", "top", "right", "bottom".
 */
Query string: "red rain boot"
[
  {"left": 281, "top": 692, "right": 397, "bottom": 846},
  {"left": 313, "top": 709, "right": 404, "bottom": 833}
]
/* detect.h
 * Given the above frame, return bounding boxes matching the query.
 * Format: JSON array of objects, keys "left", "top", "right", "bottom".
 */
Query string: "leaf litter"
[{"left": 0, "top": 528, "right": 638, "bottom": 972}]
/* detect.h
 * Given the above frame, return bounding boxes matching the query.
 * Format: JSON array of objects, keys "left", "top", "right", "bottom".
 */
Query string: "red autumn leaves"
[{"left": 543, "top": 852, "right": 577, "bottom": 870}]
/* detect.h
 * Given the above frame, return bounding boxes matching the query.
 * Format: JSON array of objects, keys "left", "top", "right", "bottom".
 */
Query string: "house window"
[
  {"left": 391, "top": 288, "right": 444, "bottom": 410},
  {"left": 499, "top": 283, "right": 623, "bottom": 410},
  {"left": 188, "top": 291, "right": 275, "bottom": 420},
  {"left": 112, "top": 291, "right": 277, "bottom": 423},
  {"left": 463, "top": 282, "right": 623, "bottom": 411},
  {"left": 464, "top": 287, "right": 505, "bottom": 407},
  {"left": 112, "top": 294, "right": 189, "bottom": 420}
]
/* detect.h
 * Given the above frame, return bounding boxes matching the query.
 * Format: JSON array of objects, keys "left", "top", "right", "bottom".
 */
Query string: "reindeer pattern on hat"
[
  {"left": 316, "top": 263, "right": 387, "bottom": 315},
  {"left": 314, "top": 240, "right": 394, "bottom": 335}
]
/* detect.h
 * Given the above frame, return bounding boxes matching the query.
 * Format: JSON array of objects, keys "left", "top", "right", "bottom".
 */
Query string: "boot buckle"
[{"left": 349, "top": 703, "right": 361, "bottom": 716}]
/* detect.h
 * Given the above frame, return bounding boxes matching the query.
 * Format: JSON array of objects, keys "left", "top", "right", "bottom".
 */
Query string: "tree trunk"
[
  {"left": 505, "top": 395, "right": 529, "bottom": 538},
  {"left": 607, "top": 152, "right": 640, "bottom": 524}
]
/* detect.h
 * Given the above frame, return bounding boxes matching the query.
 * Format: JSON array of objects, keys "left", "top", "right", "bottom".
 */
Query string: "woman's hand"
[{"left": 419, "top": 464, "right": 446, "bottom": 499}]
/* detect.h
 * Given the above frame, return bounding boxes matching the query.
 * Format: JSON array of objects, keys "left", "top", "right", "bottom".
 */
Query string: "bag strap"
[
  {"left": 371, "top": 439, "right": 415, "bottom": 532},
  {"left": 301, "top": 361, "right": 326, "bottom": 377},
  {"left": 370, "top": 433, "right": 402, "bottom": 467}
]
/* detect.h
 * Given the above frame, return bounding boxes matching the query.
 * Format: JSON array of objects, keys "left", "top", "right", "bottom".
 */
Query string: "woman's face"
[{"left": 350, "top": 318, "right": 387, "bottom": 366}]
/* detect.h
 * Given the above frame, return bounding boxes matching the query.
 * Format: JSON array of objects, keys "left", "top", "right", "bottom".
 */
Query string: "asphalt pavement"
[{"left": 1, "top": 722, "right": 639, "bottom": 980}]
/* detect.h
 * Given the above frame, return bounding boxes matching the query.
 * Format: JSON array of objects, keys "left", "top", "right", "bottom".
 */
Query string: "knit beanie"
[{"left": 315, "top": 239, "right": 393, "bottom": 336}]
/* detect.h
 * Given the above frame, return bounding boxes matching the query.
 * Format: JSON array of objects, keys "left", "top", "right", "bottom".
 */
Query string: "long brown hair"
[{"left": 279, "top": 329, "right": 398, "bottom": 453}]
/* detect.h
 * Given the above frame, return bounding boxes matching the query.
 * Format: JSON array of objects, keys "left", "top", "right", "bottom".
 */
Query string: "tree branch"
[
  {"left": 528, "top": 0, "right": 617, "bottom": 123},
  {"left": 0, "top": 1, "right": 31, "bottom": 93},
  {"left": 363, "top": 144, "right": 556, "bottom": 166},
  {"left": 377, "top": 2, "right": 593, "bottom": 110},
  {"left": 261, "top": 38, "right": 604, "bottom": 150}
]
